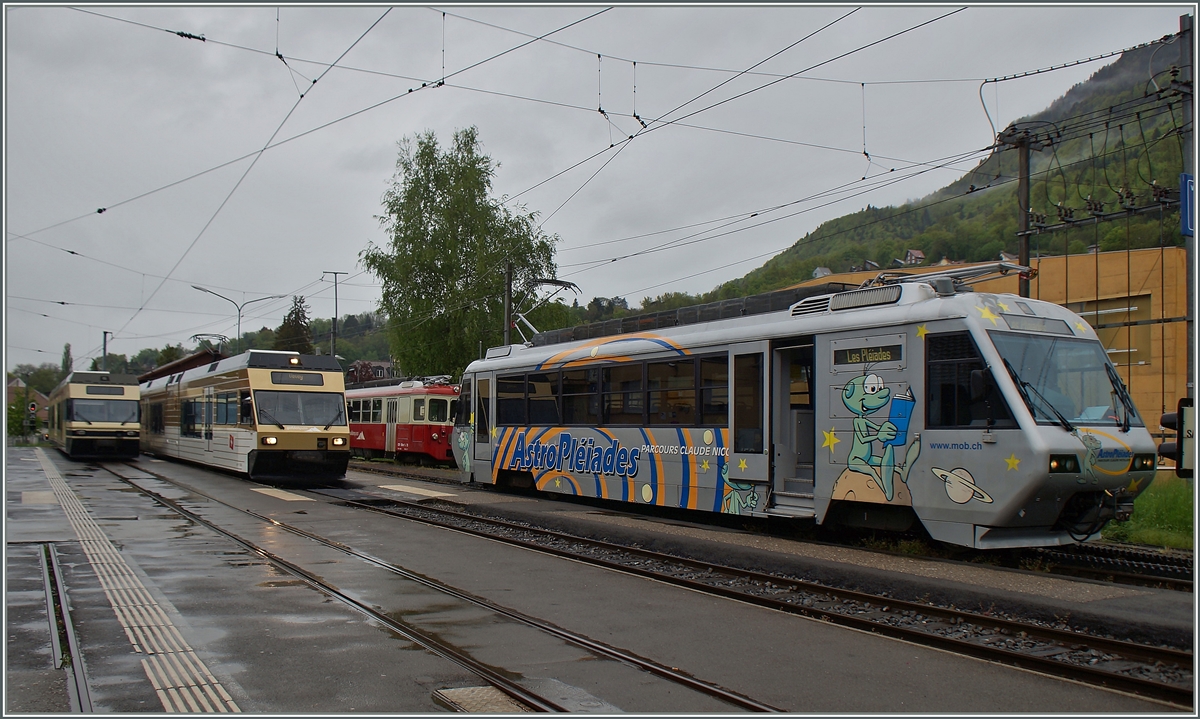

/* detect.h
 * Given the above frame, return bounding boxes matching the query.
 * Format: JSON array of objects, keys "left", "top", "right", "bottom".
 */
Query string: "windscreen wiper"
[
  {"left": 1104, "top": 362, "right": 1135, "bottom": 433},
  {"left": 323, "top": 405, "right": 344, "bottom": 431},
  {"left": 257, "top": 408, "right": 286, "bottom": 430},
  {"left": 1002, "top": 358, "right": 1074, "bottom": 433}
]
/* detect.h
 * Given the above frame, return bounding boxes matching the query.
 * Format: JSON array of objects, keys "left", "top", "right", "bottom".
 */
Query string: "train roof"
[
  {"left": 467, "top": 263, "right": 1096, "bottom": 373},
  {"left": 52, "top": 371, "right": 141, "bottom": 396},
  {"left": 141, "top": 350, "right": 343, "bottom": 390},
  {"left": 344, "top": 379, "right": 459, "bottom": 398}
]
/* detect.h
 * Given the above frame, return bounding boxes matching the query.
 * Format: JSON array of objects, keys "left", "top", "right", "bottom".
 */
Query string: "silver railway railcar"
[
  {"left": 48, "top": 371, "right": 141, "bottom": 459},
  {"left": 140, "top": 350, "right": 350, "bottom": 480},
  {"left": 451, "top": 264, "right": 1157, "bottom": 550}
]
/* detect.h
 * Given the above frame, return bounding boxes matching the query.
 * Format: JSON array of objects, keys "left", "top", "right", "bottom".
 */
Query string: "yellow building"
[{"left": 790, "top": 247, "right": 1190, "bottom": 435}]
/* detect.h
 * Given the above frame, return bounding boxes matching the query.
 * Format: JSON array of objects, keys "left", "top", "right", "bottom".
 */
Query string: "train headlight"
[
  {"left": 125, "top": 431, "right": 138, "bottom": 437},
  {"left": 1048, "top": 454, "right": 1080, "bottom": 473},
  {"left": 261, "top": 436, "right": 278, "bottom": 446},
  {"left": 1131, "top": 454, "right": 1156, "bottom": 471},
  {"left": 332, "top": 437, "right": 346, "bottom": 446},
  {"left": 431, "top": 432, "right": 439, "bottom": 441},
  {"left": 74, "top": 430, "right": 87, "bottom": 436}
]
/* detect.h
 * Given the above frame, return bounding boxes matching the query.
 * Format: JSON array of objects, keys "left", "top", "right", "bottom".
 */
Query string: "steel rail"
[
  {"left": 99, "top": 466, "right": 566, "bottom": 713},
  {"left": 104, "top": 463, "right": 780, "bottom": 712},
  {"left": 332, "top": 492, "right": 1193, "bottom": 708},
  {"left": 45, "top": 543, "right": 95, "bottom": 712}
]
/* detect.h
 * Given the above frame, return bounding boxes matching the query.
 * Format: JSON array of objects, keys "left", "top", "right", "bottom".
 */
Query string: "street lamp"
[{"left": 192, "top": 286, "right": 285, "bottom": 355}]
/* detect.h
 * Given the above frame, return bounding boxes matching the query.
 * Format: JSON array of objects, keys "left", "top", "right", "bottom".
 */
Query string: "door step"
[
  {"left": 774, "top": 490, "right": 814, "bottom": 500},
  {"left": 765, "top": 504, "right": 816, "bottom": 519}
]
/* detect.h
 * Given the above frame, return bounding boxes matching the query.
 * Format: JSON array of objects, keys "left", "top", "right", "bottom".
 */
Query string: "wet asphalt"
[{"left": 5, "top": 447, "right": 1190, "bottom": 713}]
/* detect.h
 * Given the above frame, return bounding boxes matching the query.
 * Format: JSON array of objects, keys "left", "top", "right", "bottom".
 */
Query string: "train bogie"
[{"left": 452, "top": 264, "right": 1159, "bottom": 549}]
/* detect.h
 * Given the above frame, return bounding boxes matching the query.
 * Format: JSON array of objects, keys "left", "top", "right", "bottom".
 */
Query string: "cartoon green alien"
[
  {"left": 456, "top": 428, "right": 471, "bottom": 475},
  {"left": 720, "top": 461, "right": 759, "bottom": 514},
  {"left": 841, "top": 373, "right": 922, "bottom": 502}
]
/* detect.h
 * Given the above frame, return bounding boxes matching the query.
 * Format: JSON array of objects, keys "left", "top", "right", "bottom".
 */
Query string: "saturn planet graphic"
[{"left": 932, "top": 467, "right": 994, "bottom": 504}]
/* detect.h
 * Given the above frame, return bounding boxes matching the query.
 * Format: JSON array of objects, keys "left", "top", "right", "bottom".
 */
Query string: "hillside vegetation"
[{"left": 585, "top": 41, "right": 1187, "bottom": 319}]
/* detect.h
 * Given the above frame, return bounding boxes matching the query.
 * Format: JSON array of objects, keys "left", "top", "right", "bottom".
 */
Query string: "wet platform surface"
[{"left": 6, "top": 448, "right": 1189, "bottom": 713}]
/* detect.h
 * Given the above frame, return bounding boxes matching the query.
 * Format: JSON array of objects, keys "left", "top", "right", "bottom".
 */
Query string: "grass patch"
[{"left": 1102, "top": 471, "right": 1194, "bottom": 549}]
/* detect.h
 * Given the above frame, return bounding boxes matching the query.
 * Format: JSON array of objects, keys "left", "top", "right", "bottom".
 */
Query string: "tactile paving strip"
[
  {"left": 37, "top": 450, "right": 241, "bottom": 712},
  {"left": 432, "top": 686, "right": 533, "bottom": 713}
]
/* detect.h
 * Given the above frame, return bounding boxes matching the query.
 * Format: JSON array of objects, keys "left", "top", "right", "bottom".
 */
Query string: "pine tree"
[{"left": 274, "top": 296, "right": 315, "bottom": 354}]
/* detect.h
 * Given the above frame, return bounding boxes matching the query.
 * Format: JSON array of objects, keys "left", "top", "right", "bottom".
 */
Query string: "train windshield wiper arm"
[
  {"left": 1002, "top": 358, "right": 1074, "bottom": 433},
  {"left": 1104, "top": 362, "right": 1135, "bottom": 433},
  {"left": 323, "top": 405, "right": 344, "bottom": 431},
  {"left": 257, "top": 408, "right": 286, "bottom": 430}
]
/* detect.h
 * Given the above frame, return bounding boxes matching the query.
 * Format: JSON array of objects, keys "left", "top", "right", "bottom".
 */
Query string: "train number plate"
[{"left": 290, "top": 451, "right": 324, "bottom": 462}]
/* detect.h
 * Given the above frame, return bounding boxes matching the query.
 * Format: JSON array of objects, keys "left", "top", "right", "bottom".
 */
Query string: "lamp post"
[{"left": 192, "top": 286, "right": 285, "bottom": 355}]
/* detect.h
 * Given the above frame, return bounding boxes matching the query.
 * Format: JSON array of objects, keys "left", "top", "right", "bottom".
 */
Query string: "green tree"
[
  {"left": 60, "top": 343, "right": 73, "bottom": 379},
  {"left": 11, "top": 363, "right": 63, "bottom": 395},
  {"left": 7, "top": 399, "right": 31, "bottom": 439},
  {"left": 158, "top": 344, "right": 184, "bottom": 366},
  {"left": 274, "top": 296, "right": 315, "bottom": 354},
  {"left": 361, "top": 127, "right": 557, "bottom": 377}
]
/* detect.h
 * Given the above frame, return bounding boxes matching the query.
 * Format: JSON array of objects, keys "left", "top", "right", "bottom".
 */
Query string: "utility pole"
[
  {"left": 998, "top": 126, "right": 1047, "bottom": 298},
  {"left": 323, "top": 271, "right": 347, "bottom": 359},
  {"left": 102, "top": 331, "right": 112, "bottom": 371},
  {"left": 503, "top": 262, "right": 513, "bottom": 346},
  {"left": 1182, "top": 13, "right": 1195, "bottom": 398}
]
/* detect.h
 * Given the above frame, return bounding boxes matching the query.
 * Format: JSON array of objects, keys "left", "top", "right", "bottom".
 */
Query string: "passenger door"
[
  {"left": 473, "top": 373, "right": 494, "bottom": 475},
  {"left": 772, "top": 340, "right": 815, "bottom": 504},
  {"left": 729, "top": 342, "right": 769, "bottom": 489},
  {"left": 385, "top": 399, "right": 398, "bottom": 457},
  {"left": 203, "top": 386, "right": 214, "bottom": 452}
]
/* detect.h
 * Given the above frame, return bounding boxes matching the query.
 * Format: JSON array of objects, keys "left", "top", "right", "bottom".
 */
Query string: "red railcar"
[{"left": 345, "top": 379, "right": 460, "bottom": 464}]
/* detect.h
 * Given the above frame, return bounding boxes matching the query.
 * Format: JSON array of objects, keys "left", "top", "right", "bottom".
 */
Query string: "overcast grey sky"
[{"left": 4, "top": 4, "right": 1191, "bottom": 372}]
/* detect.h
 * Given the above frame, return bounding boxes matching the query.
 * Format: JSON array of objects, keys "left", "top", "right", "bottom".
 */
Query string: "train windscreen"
[
  {"left": 68, "top": 399, "right": 140, "bottom": 424},
  {"left": 988, "top": 331, "right": 1144, "bottom": 428},
  {"left": 254, "top": 390, "right": 347, "bottom": 427}
]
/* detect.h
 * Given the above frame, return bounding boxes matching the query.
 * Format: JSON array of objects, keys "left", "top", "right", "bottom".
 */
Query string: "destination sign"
[
  {"left": 270, "top": 371, "right": 324, "bottom": 386},
  {"left": 833, "top": 344, "right": 902, "bottom": 365}
]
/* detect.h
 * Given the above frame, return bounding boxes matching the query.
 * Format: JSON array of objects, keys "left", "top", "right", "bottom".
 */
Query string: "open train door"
[{"left": 770, "top": 337, "right": 816, "bottom": 516}]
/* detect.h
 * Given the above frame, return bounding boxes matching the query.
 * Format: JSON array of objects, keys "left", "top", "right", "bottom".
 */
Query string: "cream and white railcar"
[
  {"left": 140, "top": 350, "right": 349, "bottom": 480},
  {"left": 48, "top": 371, "right": 141, "bottom": 459}
]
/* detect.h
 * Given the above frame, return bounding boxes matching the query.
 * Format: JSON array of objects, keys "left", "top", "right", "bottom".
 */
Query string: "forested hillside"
[{"left": 620, "top": 40, "right": 1187, "bottom": 315}]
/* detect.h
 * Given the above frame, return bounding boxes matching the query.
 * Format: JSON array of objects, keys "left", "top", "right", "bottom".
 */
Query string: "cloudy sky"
[{"left": 4, "top": 4, "right": 1190, "bottom": 372}]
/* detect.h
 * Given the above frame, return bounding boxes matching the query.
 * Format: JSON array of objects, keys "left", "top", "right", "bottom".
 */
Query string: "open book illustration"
[{"left": 883, "top": 388, "right": 915, "bottom": 447}]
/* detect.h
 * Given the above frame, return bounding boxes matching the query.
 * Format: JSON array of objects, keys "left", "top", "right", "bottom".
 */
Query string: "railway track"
[
  {"left": 1030, "top": 544, "right": 1193, "bottom": 591},
  {"left": 100, "top": 462, "right": 780, "bottom": 713},
  {"left": 350, "top": 460, "right": 1195, "bottom": 591},
  {"left": 341, "top": 464, "right": 1194, "bottom": 708}
]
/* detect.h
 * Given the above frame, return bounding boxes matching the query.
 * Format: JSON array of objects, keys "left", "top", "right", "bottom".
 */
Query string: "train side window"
[
  {"left": 181, "top": 400, "right": 200, "bottom": 438},
  {"left": 371, "top": 398, "right": 383, "bottom": 423},
  {"left": 497, "top": 374, "right": 526, "bottom": 425},
  {"left": 449, "top": 399, "right": 459, "bottom": 425},
  {"left": 926, "top": 332, "right": 1015, "bottom": 429},
  {"left": 528, "top": 372, "right": 560, "bottom": 425},
  {"left": 734, "top": 353, "right": 764, "bottom": 453},
  {"left": 700, "top": 355, "right": 729, "bottom": 425},
  {"left": 603, "top": 363, "right": 643, "bottom": 425},
  {"left": 347, "top": 400, "right": 361, "bottom": 423},
  {"left": 414, "top": 398, "right": 426, "bottom": 422},
  {"left": 150, "top": 403, "right": 165, "bottom": 434},
  {"left": 562, "top": 369, "right": 598, "bottom": 425},
  {"left": 475, "top": 379, "right": 490, "bottom": 442},
  {"left": 239, "top": 391, "right": 252, "bottom": 424},
  {"left": 648, "top": 359, "right": 695, "bottom": 425},
  {"left": 386, "top": 400, "right": 398, "bottom": 424},
  {"left": 429, "top": 398, "right": 448, "bottom": 423}
]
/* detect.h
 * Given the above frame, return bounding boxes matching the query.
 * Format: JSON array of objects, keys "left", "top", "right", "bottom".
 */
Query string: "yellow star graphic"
[
  {"left": 822, "top": 428, "right": 841, "bottom": 453},
  {"left": 977, "top": 305, "right": 1000, "bottom": 326},
  {"left": 701, "top": 459, "right": 710, "bottom": 472},
  {"left": 1005, "top": 453, "right": 1020, "bottom": 471},
  {"left": 1076, "top": 321, "right": 1088, "bottom": 333},
  {"left": 997, "top": 301, "right": 1010, "bottom": 312},
  {"left": 738, "top": 458, "right": 748, "bottom": 471},
  {"left": 555, "top": 477, "right": 562, "bottom": 488},
  {"left": 916, "top": 324, "right": 929, "bottom": 339},
  {"left": 1127, "top": 477, "right": 1143, "bottom": 493},
  {"left": 491, "top": 426, "right": 498, "bottom": 439}
]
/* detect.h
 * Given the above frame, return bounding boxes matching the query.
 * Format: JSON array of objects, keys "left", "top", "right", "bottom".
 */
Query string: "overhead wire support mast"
[{"left": 996, "top": 125, "right": 1049, "bottom": 297}]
